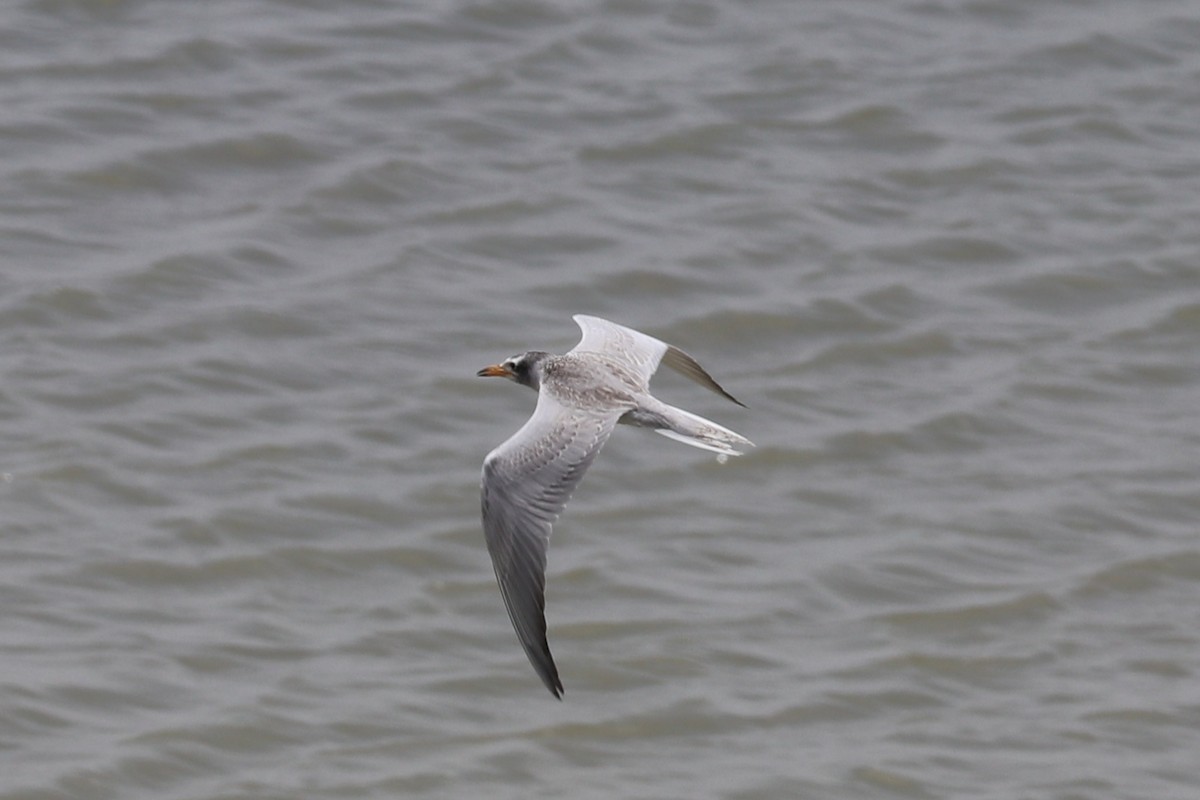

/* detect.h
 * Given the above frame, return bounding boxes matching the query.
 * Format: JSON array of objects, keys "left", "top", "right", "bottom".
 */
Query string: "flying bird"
[{"left": 477, "top": 315, "right": 752, "bottom": 697}]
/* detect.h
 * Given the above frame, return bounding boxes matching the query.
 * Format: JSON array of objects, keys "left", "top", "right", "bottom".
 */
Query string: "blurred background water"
[{"left": 2, "top": 0, "right": 1200, "bottom": 798}]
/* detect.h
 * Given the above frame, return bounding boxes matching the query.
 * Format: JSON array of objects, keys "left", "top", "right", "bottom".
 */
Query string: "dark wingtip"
[
  {"left": 662, "top": 345, "right": 748, "bottom": 409},
  {"left": 529, "top": 642, "right": 564, "bottom": 698},
  {"left": 715, "top": 386, "right": 747, "bottom": 408},
  {"left": 540, "top": 662, "right": 564, "bottom": 699}
]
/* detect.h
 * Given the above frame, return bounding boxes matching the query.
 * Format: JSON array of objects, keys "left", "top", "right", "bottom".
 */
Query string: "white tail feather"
[
  {"left": 654, "top": 428, "right": 745, "bottom": 456},
  {"left": 651, "top": 403, "right": 753, "bottom": 457}
]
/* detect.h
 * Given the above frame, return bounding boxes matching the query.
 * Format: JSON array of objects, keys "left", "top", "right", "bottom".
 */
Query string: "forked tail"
[{"left": 624, "top": 400, "right": 753, "bottom": 457}]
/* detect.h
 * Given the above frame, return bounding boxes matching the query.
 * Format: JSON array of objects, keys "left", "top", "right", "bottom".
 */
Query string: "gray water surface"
[{"left": 3, "top": 1, "right": 1200, "bottom": 798}]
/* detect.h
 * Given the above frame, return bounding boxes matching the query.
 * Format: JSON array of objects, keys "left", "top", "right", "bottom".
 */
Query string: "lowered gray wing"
[{"left": 481, "top": 391, "right": 620, "bottom": 698}]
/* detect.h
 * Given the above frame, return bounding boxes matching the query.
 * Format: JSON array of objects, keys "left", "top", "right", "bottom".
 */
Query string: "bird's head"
[{"left": 476, "top": 351, "right": 548, "bottom": 391}]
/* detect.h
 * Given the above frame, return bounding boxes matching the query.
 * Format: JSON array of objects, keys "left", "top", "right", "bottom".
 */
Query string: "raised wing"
[
  {"left": 480, "top": 391, "right": 620, "bottom": 698},
  {"left": 570, "top": 314, "right": 746, "bottom": 407},
  {"left": 570, "top": 314, "right": 668, "bottom": 388}
]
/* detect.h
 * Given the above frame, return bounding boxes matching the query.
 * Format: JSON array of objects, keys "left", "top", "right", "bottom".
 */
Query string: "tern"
[{"left": 476, "top": 315, "right": 752, "bottom": 697}]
